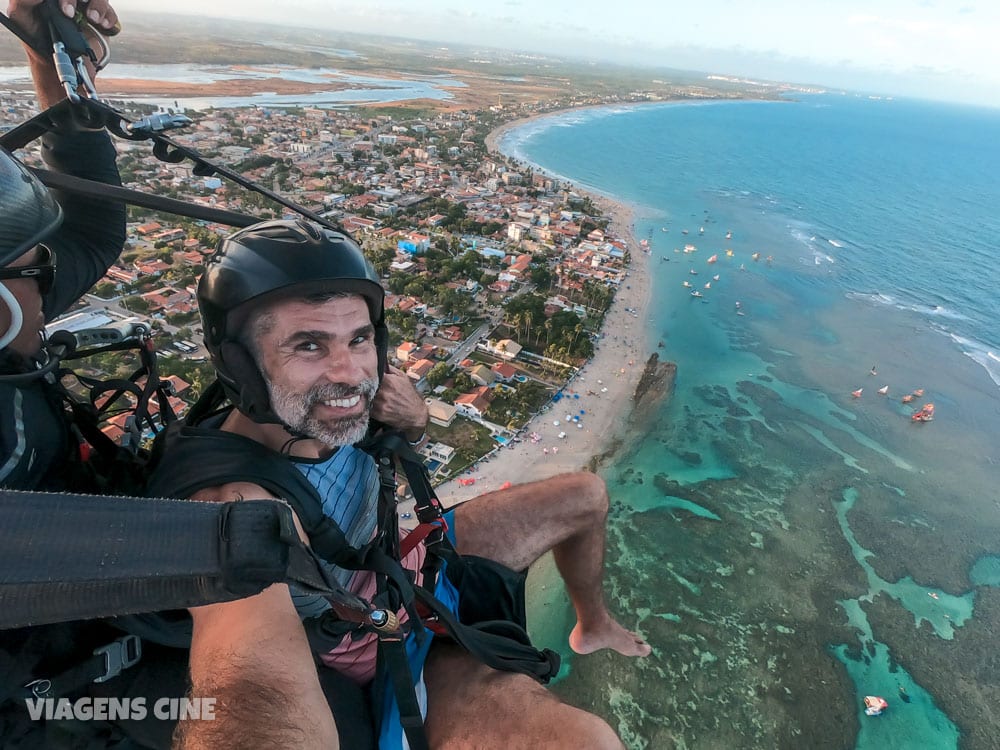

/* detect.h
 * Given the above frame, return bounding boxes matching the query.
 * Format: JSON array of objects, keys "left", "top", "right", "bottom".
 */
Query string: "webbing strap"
[
  {"left": 31, "top": 168, "right": 260, "bottom": 228},
  {"left": 378, "top": 635, "right": 428, "bottom": 750},
  {"left": 399, "top": 520, "right": 448, "bottom": 560},
  {"left": 0, "top": 491, "right": 371, "bottom": 629},
  {"left": 369, "top": 433, "right": 447, "bottom": 524},
  {"left": 21, "top": 634, "right": 142, "bottom": 702},
  {"left": 0, "top": 10, "right": 47, "bottom": 56}
]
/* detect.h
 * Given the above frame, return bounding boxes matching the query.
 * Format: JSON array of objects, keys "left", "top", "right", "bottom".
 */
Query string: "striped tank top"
[{"left": 288, "top": 444, "right": 380, "bottom": 617}]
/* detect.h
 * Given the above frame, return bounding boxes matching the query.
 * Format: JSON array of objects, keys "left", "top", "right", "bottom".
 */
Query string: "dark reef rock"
[{"left": 632, "top": 353, "right": 677, "bottom": 410}]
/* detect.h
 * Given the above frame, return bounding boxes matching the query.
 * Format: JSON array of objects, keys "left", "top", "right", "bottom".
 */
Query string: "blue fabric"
[{"left": 376, "top": 563, "right": 461, "bottom": 750}]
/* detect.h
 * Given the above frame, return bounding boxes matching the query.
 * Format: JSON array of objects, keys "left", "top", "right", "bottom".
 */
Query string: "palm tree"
[
  {"left": 508, "top": 310, "right": 523, "bottom": 338},
  {"left": 570, "top": 323, "right": 584, "bottom": 354}
]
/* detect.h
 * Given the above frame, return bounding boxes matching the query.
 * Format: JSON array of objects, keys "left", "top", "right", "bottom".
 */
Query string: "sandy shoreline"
[{"left": 437, "top": 111, "right": 654, "bottom": 506}]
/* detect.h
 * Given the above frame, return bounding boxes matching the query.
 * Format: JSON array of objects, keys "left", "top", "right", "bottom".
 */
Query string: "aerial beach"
[
  {"left": 437, "top": 114, "right": 656, "bottom": 507},
  {"left": 463, "top": 96, "right": 1000, "bottom": 749}
]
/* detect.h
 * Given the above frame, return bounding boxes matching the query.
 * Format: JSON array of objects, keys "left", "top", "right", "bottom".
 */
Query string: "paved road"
[{"left": 444, "top": 307, "right": 503, "bottom": 367}]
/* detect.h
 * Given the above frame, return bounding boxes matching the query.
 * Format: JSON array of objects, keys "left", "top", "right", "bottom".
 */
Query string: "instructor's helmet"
[
  {"left": 198, "top": 219, "right": 387, "bottom": 424},
  {"left": 0, "top": 147, "right": 63, "bottom": 268},
  {"left": 0, "top": 147, "right": 63, "bottom": 352}
]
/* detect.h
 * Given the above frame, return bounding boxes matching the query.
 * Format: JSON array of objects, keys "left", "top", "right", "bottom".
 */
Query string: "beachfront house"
[
  {"left": 454, "top": 387, "right": 492, "bottom": 420},
  {"left": 425, "top": 398, "right": 457, "bottom": 428},
  {"left": 491, "top": 362, "right": 518, "bottom": 383},
  {"left": 424, "top": 442, "right": 456, "bottom": 464},
  {"left": 484, "top": 338, "right": 522, "bottom": 361}
]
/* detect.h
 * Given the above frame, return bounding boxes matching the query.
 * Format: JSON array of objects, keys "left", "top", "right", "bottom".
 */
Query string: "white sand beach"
[{"left": 435, "top": 116, "right": 654, "bottom": 507}]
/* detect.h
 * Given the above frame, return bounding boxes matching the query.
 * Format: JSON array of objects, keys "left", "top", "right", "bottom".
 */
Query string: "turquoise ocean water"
[{"left": 502, "top": 95, "right": 1000, "bottom": 749}]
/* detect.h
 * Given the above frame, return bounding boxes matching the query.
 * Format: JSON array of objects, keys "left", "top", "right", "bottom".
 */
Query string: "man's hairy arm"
[{"left": 175, "top": 483, "right": 337, "bottom": 750}]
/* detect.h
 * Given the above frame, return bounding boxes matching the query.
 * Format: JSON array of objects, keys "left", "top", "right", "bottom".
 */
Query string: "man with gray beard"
[{"left": 160, "top": 219, "right": 642, "bottom": 749}]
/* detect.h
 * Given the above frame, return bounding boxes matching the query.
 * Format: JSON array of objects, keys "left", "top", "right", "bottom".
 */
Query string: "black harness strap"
[
  {"left": 379, "top": 634, "right": 428, "bottom": 750},
  {"left": 0, "top": 9, "right": 47, "bottom": 56},
  {"left": 364, "top": 432, "right": 561, "bottom": 680},
  {"left": 0, "top": 491, "right": 367, "bottom": 630},
  {"left": 410, "top": 586, "right": 559, "bottom": 683},
  {"left": 31, "top": 167, "right": 260, "bottom": 228},
  {"left": 0, "top": 97, "right": 342, "bottom": 233},
  {"left": 147, "top": 418, "right": 360, "bottom": 568}
]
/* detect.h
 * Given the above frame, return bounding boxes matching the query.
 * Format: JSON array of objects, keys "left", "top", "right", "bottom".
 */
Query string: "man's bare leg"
[
  {"left": 451, "top": 472, "right": 651, "bottom": 657},
  {"left": 424, "top": 643, "right": 624, "bottom": 749}
]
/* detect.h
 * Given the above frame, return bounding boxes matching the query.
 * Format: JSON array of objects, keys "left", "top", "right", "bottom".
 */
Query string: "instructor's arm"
[
  {"left": 176, "top": 586, "right": 338, "bottom": 750},
  {"left": 175, "top": 482, "right": 338, "bottom": 750}
]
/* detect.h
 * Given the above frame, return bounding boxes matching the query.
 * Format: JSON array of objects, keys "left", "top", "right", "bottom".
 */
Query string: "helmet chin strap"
[{"left": 0, "top": 282, "right": 24, "bottom": 350}]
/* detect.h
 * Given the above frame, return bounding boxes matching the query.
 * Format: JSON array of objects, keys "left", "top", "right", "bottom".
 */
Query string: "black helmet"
[
  {"left": 0, "top": 147, "right": 63, "bottom": 268},
  {"left": 198, "top": 219, "right": 387, "bottom": 423}
]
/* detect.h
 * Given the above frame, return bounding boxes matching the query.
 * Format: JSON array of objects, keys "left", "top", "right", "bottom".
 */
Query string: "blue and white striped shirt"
[{"left": 289, "top": 444, "right": 380, "bottom": 617}]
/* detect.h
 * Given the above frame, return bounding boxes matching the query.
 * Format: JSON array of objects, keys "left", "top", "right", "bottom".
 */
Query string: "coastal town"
[{"left": 3, "top": 87, "right": 648, "bottom": 482}]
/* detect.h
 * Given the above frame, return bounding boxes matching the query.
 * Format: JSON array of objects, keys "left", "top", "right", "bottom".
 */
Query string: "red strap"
[{"left": 399, "top": 517, "right": 448, "bottom": 558}]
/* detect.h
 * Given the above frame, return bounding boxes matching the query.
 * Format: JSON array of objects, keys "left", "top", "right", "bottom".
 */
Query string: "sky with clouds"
[{"left": 113, "top": 0, "right": 999, "bottom": 107}]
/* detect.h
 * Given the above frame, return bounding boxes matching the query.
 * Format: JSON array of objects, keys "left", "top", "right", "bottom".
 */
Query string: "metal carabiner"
[{"left": 49, "top": 39, "right": 80, "bottom": 103}]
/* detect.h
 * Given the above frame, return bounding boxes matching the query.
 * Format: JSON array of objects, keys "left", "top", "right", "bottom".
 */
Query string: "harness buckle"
[{"left": 93, "top": 635, "right": 142, "bottom": 683}]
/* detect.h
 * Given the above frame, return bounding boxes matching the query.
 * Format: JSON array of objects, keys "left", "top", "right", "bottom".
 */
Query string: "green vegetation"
[
  {"left": 487, "top": 380, "right": 553, "bottom": 429},
  {"left": 426, "top": 417, "right": 495, "bottom": 472}
]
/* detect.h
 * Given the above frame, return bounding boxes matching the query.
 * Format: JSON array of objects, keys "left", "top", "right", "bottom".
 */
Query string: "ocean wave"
[
  {"left": 950, "top": 334, "right": 1000, "bottom": 389},
  {"left": 845, "top": 291, "right": 969, "bottom": 321},
  {"left": 846, "top": 292, "right": 997, "bottom": 388},
  {"left": 500, "top": 105, "right": 642, "bottom": 152}
]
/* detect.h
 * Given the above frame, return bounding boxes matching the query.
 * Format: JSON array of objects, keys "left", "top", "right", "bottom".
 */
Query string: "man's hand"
[
  {"left": 7, "top": 0, "right": 120, "bottom": 107},
  {"left": 6, "top": 0, "right": 120, "bottom": 40},
  {"left": 371, "top": 365, "right": 429, "bottom": 441}
]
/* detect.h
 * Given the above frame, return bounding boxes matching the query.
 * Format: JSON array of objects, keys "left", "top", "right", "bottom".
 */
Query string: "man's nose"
[{"left": 321, "top": 348, "right": 363, "bottom": 383}]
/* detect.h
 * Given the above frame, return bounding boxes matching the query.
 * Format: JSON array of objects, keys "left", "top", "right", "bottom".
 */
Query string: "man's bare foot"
[{"left": 569, "top": 620, "right": 652, "bottom": 657}]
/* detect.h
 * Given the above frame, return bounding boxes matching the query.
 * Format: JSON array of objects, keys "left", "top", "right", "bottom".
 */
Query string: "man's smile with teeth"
[{"left": 324, "top": 395, "right": 361, "bottom": 408}]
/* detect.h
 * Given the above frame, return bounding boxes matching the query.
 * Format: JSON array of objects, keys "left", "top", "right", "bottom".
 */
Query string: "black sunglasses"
[{"left": 0, "top": 245, "right": 56, "bottom": 296}]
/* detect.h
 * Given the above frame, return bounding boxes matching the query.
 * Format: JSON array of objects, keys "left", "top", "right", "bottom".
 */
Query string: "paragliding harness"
[
  {"left": 52, "top": 321, "right": 178, "bottom": 496},
  {"left": 146, "top": 382, "right": 560, "bottom": 750},
  {"left": 0, "top": 1, "right": 343, "bottom": 490},
  {"left": 0, "top": 486, "right": 399, "bottom": 748}
]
